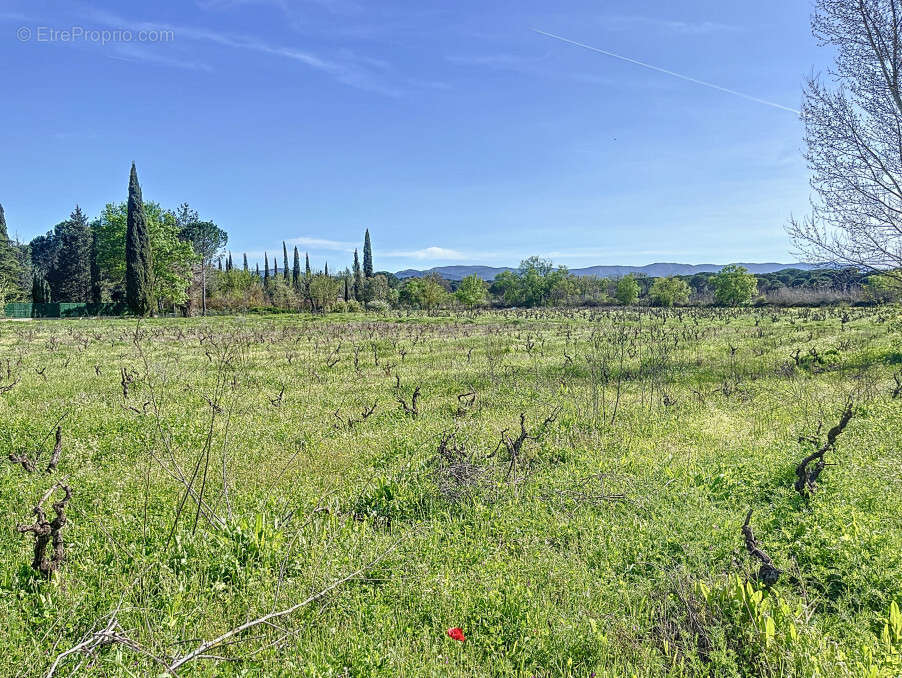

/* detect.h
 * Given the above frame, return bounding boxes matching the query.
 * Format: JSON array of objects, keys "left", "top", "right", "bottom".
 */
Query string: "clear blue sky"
[{"left": 0, "top": 0, "right": 824, "bottom": 271}]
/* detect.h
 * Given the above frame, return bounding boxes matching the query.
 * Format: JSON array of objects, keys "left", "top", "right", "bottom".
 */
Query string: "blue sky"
[{"left": 0, "top": 0, "right": 824, "bottom": 271}]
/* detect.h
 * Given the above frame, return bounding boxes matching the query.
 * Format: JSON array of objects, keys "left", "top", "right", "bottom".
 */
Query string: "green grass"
[{"left": 1, "top": 306, "right": 901, "bottom": 677}]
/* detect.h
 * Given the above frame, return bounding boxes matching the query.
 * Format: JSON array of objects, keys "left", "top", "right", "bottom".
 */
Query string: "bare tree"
[{"left": 789, "top": 0, "right": 902, "bottom": 281}]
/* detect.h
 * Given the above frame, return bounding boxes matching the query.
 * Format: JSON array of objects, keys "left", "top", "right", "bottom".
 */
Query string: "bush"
[
  {"left": 649, "top": 277, "right": 691, "bottom": 307},
  {"left": 615, "top": 275, "right": 640, "bottom": 305},
  {"left": 366, "top": 300, "right": 391, "bottom": 314},
  {"left": 345, "top": 300, "right": 362, "bottom": 312}
]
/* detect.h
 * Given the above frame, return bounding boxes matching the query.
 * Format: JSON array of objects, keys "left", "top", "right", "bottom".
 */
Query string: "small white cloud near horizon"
[
  {"left": 286, "top": 236, "right": 356, "bottom": 251},
  {"left": 381, "top": 246, "right": 469, "bottom": 260}
]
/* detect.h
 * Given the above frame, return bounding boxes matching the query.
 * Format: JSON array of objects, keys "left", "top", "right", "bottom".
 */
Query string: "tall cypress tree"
[
  {"left": 255, "top": 262, "right": 260, "bottom": 277},
  {"left": 292, "top": 247, "right": 301, "bottom": 288},
  {"left": 125, "top": 163, "right": 153, "bottom": 316},
  {"left": 325, "top": 261, "right": 329, "bottom": 277},
  {"left": 243, "top": 253, "right": 249, "bottom": 271},
  {"left": 218, "top": 258, "right": 223, "bottom": 271},
  {"left": 344, "top": 277, "right": 350, "bottom": 302},
  {"left": 305, "top": 252, "right": 311, "bottom": 278},
  {"left": 363, "top": 229, "right": 373, "bottom": 278},
  {"left": 90, "top": 221, "right": 102, "bottom": 304},
  {"left": 264, "top": 253, "right": 270, "bottom": 282},
  {"left": 353, "top": 249, "right": 363, "bottom": 301},
  {"left": 283, "top": 242, "right": 290, "bottom": 281},
  {"left": 227, "top": 252, "right": 233, "bottom": 271}
]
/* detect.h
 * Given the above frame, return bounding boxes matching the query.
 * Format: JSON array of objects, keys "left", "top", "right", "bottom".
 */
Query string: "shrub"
[
  {"left": 615, "top": 275, "right": 640, "bottom": 305},
  {"left": 649, "top": 276, "right": 691, "bottom": 307}
]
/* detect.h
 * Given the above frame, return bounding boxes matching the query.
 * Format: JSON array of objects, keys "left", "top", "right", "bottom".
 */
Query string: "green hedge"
[{"left": 3, "top": 303, "right": 127, "bottom": 318}]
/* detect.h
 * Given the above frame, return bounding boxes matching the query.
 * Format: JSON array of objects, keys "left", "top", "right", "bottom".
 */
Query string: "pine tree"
[
  {"left": 48, "top": 206, "right": 92, "bottom": 302},
  {"left": 243, "top": 253, "right": 249, "bottom": 271},
  {"left": 292, "top": 247, "right": 301, "bottom": 288},
  {"left": 283, "top": 242, "right": 290, "bottom": 281},
  {"left": 305, "top": 253, "right": 311, "bottom": 278},
  {"left": 0, "top": 202, "right": 25, "bottom": 301},
  {"left": 363, "top": 229, "right": 373, "bottom": 278},
  {"left": 353, "top": 249, "right": 363, "bottom": 301},
  {"left": 125, "top": 163, "right": 153, "bottom": 316}
]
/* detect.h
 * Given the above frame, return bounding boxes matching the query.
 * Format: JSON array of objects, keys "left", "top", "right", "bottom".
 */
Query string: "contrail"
[{"left": 533, "top": 29, "right": 800, "bottom": 114}]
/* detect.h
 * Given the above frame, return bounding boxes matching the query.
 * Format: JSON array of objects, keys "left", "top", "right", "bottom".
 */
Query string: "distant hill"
[{"left": 395, "top": 262, "right": 820, "bottom": 282}]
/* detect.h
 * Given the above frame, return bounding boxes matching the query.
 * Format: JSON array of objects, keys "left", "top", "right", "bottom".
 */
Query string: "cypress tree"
[
  {"left": 353, "top": 249, "right": 363, "bottom": 301},
  {"left": 243, "top": 253, "right": 248, "bottom": 271},
  {"left": 292, "top": 247, "right": 301, "bottom": 288},
  {"left": 125, "top": 163, "right": 153, "bottom": 316},
  {"left": 264, "top": 253, "right": 270, "bottom": 283},
  {"left": 325, "top": 261, "right": 329, "bottom": 277},
  {"left": 283, "top": 242, "right": 290, "bottom": 281},
  {"left": 344, "top": 277, "right": 350, "bottom": 302},
  {"left": 0, "top": 202, "right": 24, "bottom": 300},
  {"left": 363, "top": 229, "right": 373, "bottom": 278},
  {"left": 305, "top": 253, "right": 311, "bottom": 278},
  {"left": 227, "top": 252, "right": 233, "bottom": 271},
  {"left": 90, "top": 222, "right": 102, "bottom": 304},
  {"left": 218, "top": 258, "right": 223, "bottom": 271},
  {"left": 255, "top": 262, "right": 260, "bottom": 277},
  {"left": 273, "top": 257, "right": 278, "bottom": 277}
]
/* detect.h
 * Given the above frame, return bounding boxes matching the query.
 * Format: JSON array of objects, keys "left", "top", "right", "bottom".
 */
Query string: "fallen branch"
[{"left": 167, "top": 539, "right": 401, "bottom": 672}]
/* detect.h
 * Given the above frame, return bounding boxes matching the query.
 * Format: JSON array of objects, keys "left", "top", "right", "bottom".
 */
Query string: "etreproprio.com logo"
[{"left": 17, "top": 26, "right": 174, "bottom": 45}]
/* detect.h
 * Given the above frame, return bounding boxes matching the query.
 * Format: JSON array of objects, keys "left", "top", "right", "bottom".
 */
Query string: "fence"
[{"left": 3, "top": 303, "right": 127, "bottom": 318}]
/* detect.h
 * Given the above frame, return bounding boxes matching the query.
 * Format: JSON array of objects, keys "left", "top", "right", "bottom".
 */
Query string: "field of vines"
[{"left": 1, "top": 307, "right": 901, "bottom": 677}]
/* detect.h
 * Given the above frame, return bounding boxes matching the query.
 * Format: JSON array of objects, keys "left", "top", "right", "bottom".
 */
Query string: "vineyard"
[{"left": 1, "top": 307, "right": 900, "bottom": 677}]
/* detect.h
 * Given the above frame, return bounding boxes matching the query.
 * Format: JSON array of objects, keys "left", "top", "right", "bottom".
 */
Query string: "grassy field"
[{"left": 1, "top": 307, "right": 901, "bottom": 677}]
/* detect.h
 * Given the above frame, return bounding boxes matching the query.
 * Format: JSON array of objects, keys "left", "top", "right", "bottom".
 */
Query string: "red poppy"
[{"left": 446, "top": 627, "right": 465, "bottom": 643}]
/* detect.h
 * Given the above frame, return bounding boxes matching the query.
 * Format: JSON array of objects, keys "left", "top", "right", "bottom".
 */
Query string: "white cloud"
[
  {"left": 81, "top": 8, "right": 398, "bottom": 94},
  {"left": 286, "top": 236, "right": 356, "bottom": 251},
  {"left": 599, "top": 15, "right": 737, "bottom": 35}
]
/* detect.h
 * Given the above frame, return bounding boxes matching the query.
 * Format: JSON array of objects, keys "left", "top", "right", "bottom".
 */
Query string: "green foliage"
[
  {"left": 865, "top": 272, "right": 902, "bottom": 303},
  {"left": 649, "top": 276, "right": 691, "bottom": 307},
  {"left": 96, "top": 200, "right": 197, "bottom": 309},
  {"left": 401, "top": 274, "right": 447, "bottom": 309},
  {"left": 490, "top": 257, "right": 573, "bottom": 307},
  {"left": 456, "top": 274, "right": 488, "bottom": 308},
  {"left": 125, "top": 164, "right": 153, "bottom": 315},
  {"left": 713, "top": 265, "right": 758, "bottom": 306},
  {"left": 352, "top": 249, "right": 363, "bottom": 301},
  {"left": 309, "top": 274, "right": 342, "bottom": 311},
  {"left": 615, "top": 275, "right": 640, "bottom": 305},
  {"left": 363, "top": 229, "right": 373, "bottom": 278},
  {"left": 1, "top": 308, "right": 899, "bottom": 676},
  {"left": 0, "top": 204, "right": 26, "bottom": 302}
]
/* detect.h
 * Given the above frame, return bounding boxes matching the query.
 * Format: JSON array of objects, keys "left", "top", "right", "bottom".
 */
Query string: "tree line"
[{"left": 0, "top": 165, "right": 384, "bottom": 315}]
